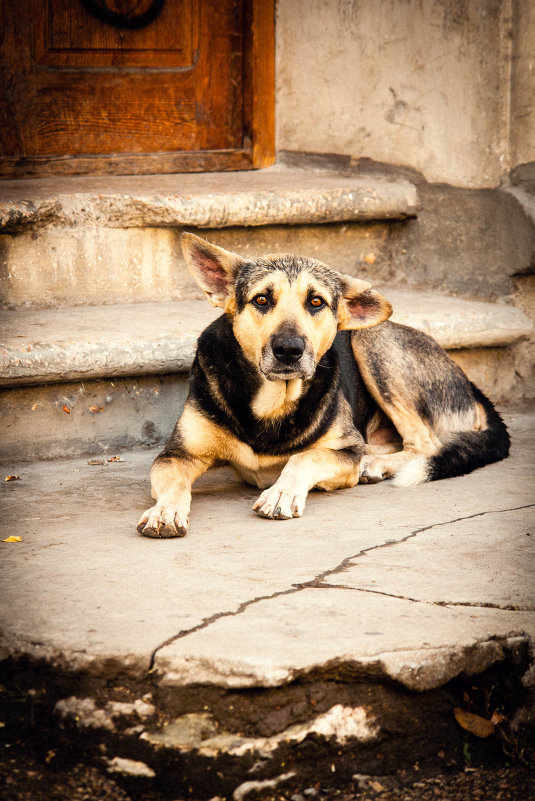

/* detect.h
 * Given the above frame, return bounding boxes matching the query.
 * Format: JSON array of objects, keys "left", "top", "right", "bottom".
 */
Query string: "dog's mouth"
[
  {"left": 261, "top": 367, "right": 309, "bottom": 382},
  {"left": 259, "top": 359, "right": 316, "bottom": 382}
]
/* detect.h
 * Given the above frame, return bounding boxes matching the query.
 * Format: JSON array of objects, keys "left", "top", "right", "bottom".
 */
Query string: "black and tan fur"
[{"left": 137, "top": 234, "right": 510, "bottom": 537}]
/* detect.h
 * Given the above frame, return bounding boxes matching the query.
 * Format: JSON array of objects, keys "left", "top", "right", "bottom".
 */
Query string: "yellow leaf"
[
  {"left": 32, "top": 403, "right": 39, "bottom": 411},
  {"left": 364, "top": 252, "right": 376, "bottom": 264},
  {"left": 3, "top": 536, "right": 22, "bottom": 543},
  {"left": 369, "top": 781, "right": 385, "bottom": 792},
  {"left": 4, "top": 475, "right": 20, "bottom": 482},
  {"left": 454, "top": 707, "right": 495, "bottom": 738},
  {"left": 89, "top": 405, "right": 104, "bottom": 414}
]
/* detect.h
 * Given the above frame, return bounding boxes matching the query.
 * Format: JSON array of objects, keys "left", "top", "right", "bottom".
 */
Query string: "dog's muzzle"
[{"left": 261, "top": 332, "right": 315, "bottom": 380}]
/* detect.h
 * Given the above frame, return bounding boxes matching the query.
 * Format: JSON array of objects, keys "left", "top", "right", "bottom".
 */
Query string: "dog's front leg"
[
  {"left": 137, "top": 454, "right": 211, "bottom": 538},
  {"left": 252, "top": 447, "right": 361, "bottom": 520}
]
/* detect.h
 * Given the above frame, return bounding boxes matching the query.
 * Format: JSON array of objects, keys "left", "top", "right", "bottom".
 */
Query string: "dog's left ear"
[
  {"left": 338, "top": 275, "right": 393, "bottom": 330},
  {"left": 181, "top": 233, "right": 246, "bottom": 308}
]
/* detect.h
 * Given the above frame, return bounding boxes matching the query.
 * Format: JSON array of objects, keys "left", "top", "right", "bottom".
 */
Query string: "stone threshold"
[
  {"left": 1, "top": 291, "right": 531, "bottom": 388},
  {"left": 0, "top": 164, "right": 419, "bottom": 232}
]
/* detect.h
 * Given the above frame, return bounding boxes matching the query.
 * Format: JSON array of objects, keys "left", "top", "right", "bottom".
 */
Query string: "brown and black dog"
[{"left": 137, "top": 233, "right": 509, "bottom": 537}]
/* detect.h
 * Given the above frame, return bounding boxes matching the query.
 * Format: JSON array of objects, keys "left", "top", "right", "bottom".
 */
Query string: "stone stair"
[
  {"left": 1, "top": 292, "right": 531, "bottom": 463},
  {"left": 1, "top": 162, "right": 533, "bottom": 463},
  {"left": 0, "top": 165, "right": 418, "bottom": 307}
]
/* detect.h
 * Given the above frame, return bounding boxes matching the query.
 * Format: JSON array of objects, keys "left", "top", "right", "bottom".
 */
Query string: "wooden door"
[{"left": 0, "top": 0, "right": 274, "bottom": 177}]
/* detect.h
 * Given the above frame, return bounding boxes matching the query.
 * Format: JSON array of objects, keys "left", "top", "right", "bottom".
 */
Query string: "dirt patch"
[
  {"left": 0, "top": 747, "right": 534, "bottom": 801},
  {"left": 1, "top": 648, "right": 533, "bottom": 800}
]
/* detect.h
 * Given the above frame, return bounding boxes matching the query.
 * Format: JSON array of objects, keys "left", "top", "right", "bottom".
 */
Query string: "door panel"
[
  {"left": 40, "top": 0, "right": 196, "bottom": 67},
  {"left": 0, "top": 0, "right": 274, "bottom": 176}
]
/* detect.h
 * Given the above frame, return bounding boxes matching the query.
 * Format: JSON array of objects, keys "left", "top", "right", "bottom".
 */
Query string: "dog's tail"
[{"left": 394, "top": 384, "right": 510, "bottom": 486}]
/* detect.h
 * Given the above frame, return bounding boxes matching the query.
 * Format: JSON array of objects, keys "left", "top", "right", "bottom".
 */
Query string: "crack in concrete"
[
  {"left": 148, "top": 585, "right": 303, "bottom": 672},
  {"left": 348, "top": 502, "right": 535, "bottom": 565},
  {"left": 313, "top": 584, "right": 535, "bottom": 612},
  {"left": 433, "top": 599, "right": 535, "bottom": 612},
  {"left": 148, "top": 503, "right": 535, "bottom": 673}
]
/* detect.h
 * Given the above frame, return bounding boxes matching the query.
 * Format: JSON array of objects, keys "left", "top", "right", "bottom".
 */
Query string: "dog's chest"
[
  {"left": 251, "top": 378, "right": 303, "bottom": 419},
  {"left": 229, "top": 448, "right": 289, "bottom": 489}
]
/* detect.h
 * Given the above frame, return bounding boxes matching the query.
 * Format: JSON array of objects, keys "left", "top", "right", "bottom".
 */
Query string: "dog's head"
[{"left": 182, "top": 233, "right": 392, "bottom": 381}]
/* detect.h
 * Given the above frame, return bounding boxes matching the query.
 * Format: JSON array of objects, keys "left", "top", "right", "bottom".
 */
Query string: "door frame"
[{"left": 0, "top": 0, "right": 275, "bottom": 177}]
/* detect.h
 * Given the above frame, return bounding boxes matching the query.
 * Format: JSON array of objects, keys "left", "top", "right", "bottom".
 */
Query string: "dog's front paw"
[
  {"left": 137, "top": 505, "right": 189, "bottom": 538},
  {"left": 359, "top": 456, "right": 386, "bottom": 484},
  {"left": 252, "top": 485, "right": 306, "bottom": 520}
]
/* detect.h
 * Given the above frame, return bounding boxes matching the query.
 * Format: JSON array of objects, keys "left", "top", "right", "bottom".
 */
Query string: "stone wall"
[{"left": 276, "top": 0, "right": 535, "bottom": 188}]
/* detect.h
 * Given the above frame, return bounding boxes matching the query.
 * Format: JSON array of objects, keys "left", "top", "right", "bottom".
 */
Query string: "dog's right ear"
[{"left": 181, "top": 233, "right": 246, "bottom": 308}]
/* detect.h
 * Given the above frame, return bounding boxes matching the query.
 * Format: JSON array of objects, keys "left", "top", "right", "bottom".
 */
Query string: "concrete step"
[
  {"left": 0, "top": 407, "right": 534, "bottom": 798},
  {"left": 0, "top": 292, "right": 531, "bottom": 461},
  {"left": 0, "top": 166, "right": 418, "bottom": 308}
]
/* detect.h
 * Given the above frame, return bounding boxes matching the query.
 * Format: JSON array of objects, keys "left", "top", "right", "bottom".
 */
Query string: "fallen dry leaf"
[
  {"left": 89, "top": 405, "right": 104, "bottom": 414},
  {"left": 32, "top": 403, "right": 39, "bottom": 411},
  {"left": 4, "top": 475, "right": 20, "bottom": 482},
  {"left": 491, "top": 710, "right": 506, "bottom": 726},
  {"left": 3, "top": 536, "right": 22, "bottom": 543},
  {"left": 107, "top": 456, "right": 124, "bottom": 462},
  {"left": 62, "top": 404, "right": 71, "bottom": 414},
  {"left": 368, "top": 780, "right": 385, "bottom": 792},
  {"left": 364, "top": 252, "right": 376, "bottom": 264},
  {"left": 87, "top": 459, "right": 105, "bottom": 466},
  {"left": 454, "top": 707, "right": 495, "bottom": 738}
]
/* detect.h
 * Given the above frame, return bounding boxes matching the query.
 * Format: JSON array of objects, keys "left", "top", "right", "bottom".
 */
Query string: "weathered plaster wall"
[
  {"left": 276, "top": 0, "right": 534, "bottom": 188},
  {"left": 511, "top": 0, "right": 535, "bottom": 169}
]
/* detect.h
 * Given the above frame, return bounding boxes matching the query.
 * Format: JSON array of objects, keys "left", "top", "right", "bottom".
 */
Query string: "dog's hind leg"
[
  {"left": 352, "top": 323, "right": 509, "bottom": 485},
  {"left": 359, "top": 402, "right": 442, "bottom": 484}
]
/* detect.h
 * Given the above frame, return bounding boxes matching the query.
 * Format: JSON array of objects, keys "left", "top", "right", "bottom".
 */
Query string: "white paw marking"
[
  {"left": 359, "top": 455, "right": 386, "bottom": 484},
  {"left": 137, "top": 505, "right": 189, "bottom": 538},
  {"left": 252, "top": 484, "right": 306, "bottom": 519}
]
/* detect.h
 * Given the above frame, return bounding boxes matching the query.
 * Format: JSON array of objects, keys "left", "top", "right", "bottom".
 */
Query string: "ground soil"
[{"left": 1, "top": 742, "right": 534, "bottom": 801}]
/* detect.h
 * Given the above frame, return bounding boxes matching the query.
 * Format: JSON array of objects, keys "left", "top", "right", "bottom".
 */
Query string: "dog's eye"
[
  {"left": 252, "top": 294, "right": 268, "bottom": 307},
  {"left": 309, "top": 296, "right": 325, "bottom": 309}
]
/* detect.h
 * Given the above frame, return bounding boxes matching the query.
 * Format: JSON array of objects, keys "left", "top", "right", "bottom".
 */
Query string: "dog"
[{"left": 137, "top": 233, "right": 510, "bottom": 538}]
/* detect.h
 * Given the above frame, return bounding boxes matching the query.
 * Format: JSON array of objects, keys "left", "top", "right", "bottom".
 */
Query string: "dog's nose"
[{"left": 272, "top": 334, "right": 305, "bottom": 364}]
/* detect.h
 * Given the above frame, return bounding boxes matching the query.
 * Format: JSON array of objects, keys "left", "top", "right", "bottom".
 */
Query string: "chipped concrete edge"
[
  {"left": 152, "top": 634, "right": 532, "bottom": 694},
  {"left": 0, "top": 336, "right": 199, "bottom": 387},
  {"left": 0, "top": 630, "right": 151, "bottom": 679},
  {"left": 2, "top": 628, "right": 530, "bottom": 695}
]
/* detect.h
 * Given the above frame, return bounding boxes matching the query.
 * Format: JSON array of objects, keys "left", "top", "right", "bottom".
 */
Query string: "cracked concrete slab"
[
  {"left": 1, "top": 408, "right": 534, "bottom": 795},
  {"left": 154, "top": 586, "right": 535, "bottom": 691},
  {"left": 321, "top": 505, "right": 535, "bottom": 609},
  {"left": 0, "top": 408, "right": 533, "bottom": 690}
]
